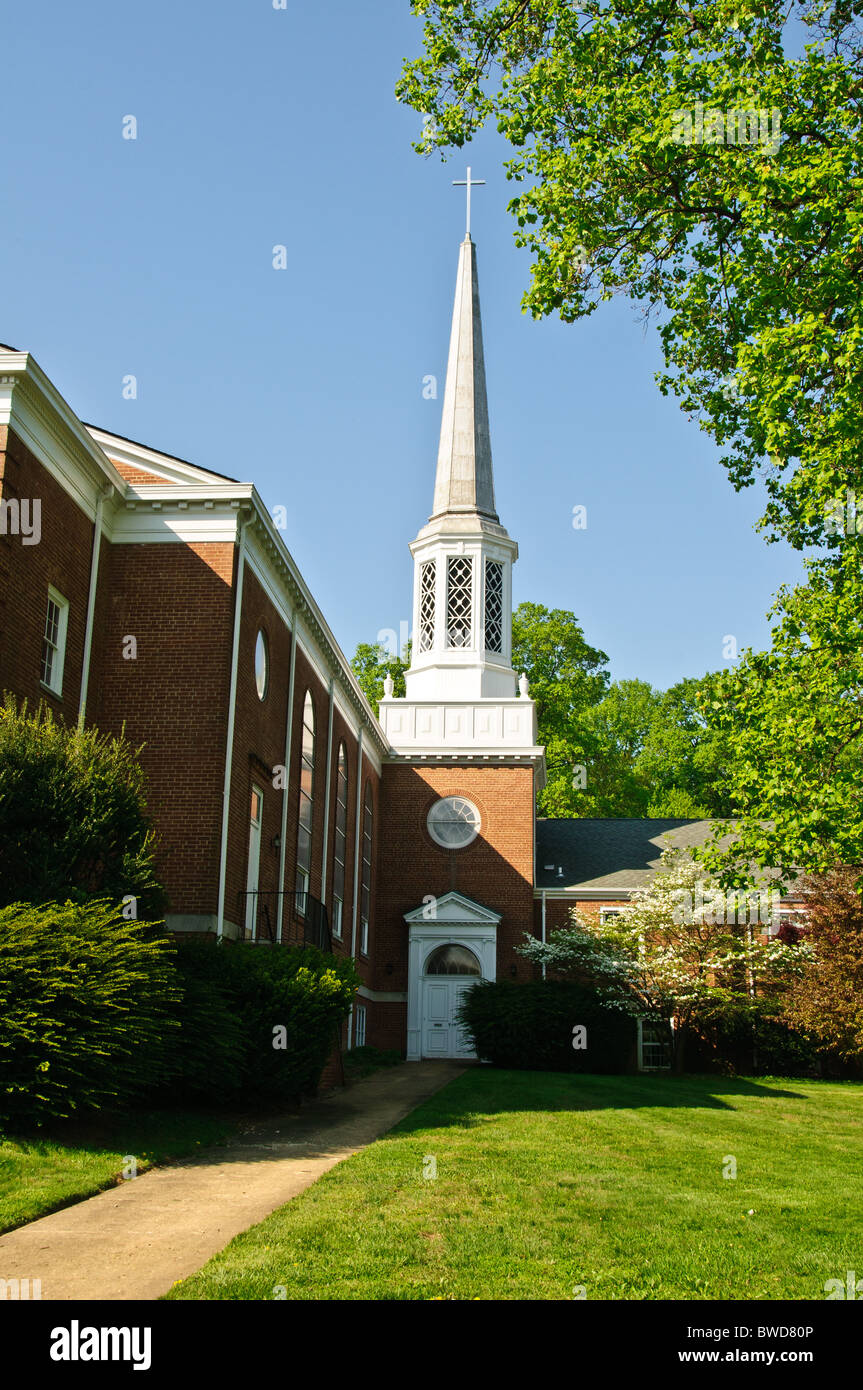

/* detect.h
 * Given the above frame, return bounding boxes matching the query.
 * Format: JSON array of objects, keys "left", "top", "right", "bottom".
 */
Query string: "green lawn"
[
  {"left": 166, "top": 1069, "right": 862, "bottom": 1300},
  {"left": 0, "top": 1108, "right": 236, "bottom": 1235}
]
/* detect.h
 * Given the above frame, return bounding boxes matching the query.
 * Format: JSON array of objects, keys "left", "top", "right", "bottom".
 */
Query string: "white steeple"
[
  {"left": 405, "top": 233, "right": 518, "bottom": 702},
  {"left": 431, "top": 234, "right": 498, "bottom": 523},
  {"left": 378, "top": 227, "right": 544, "bottom": 784}
]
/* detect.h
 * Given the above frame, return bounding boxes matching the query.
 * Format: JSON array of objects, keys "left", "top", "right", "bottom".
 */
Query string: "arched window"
[
  {"left": 360, "top": 781, "right": 373, "bottom": 955},
  {"left": 332, "top": 742, "right": 349, "bottom": 939},
  {"left": 295, "top": 691, "right": 315, "bottom": 900},
  {"left": 424, "top": 944, "right": 482, "bottom": 976}
]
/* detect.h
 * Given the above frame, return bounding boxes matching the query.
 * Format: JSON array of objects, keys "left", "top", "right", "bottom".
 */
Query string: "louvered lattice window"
[
  {"left": 419, "top": 560, "right": 436, "bottom": 652},
  {"left": 446, "top": 556, "right": 473, "bottom": 648},
  {"left": 484, "top": 560, "right": 503, "bottom": 653}
]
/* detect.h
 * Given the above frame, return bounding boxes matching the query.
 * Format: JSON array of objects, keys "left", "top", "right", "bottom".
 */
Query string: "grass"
[
  {"left": 165, "top": 1069, "right": 862, "bottom": 1300},
  {"left": 0, "top": 1107, "right": 237, "bottom": 1235}
]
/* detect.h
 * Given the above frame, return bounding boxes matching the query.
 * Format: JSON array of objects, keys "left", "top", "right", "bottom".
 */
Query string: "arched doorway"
[{"left": 421, "top": 942, "right": 482, "bottom": 1058}]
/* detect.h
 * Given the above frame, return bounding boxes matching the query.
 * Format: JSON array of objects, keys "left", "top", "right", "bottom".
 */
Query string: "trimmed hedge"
[
  {"left": 169, "top": 941, "right": 359, "bottom": 1103},
  {"left": 457, "top": 979, "right": 636, "bottom": 1072},
  {"left": 0, "top": 900, "right": 180, "bottom": 1128}
]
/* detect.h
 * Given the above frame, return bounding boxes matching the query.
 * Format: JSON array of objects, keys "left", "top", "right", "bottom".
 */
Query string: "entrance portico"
[{"left": 404, "top": 891, "right": 500, "bottom": 1060}]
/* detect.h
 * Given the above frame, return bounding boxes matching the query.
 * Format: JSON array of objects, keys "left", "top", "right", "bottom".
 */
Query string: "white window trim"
[
  {"left": 599, "top": 908, "right": 624, "bottom": 926},
  {"left": 638, "top": 1018, "right": 672, "bottom": 1072},
  {"left": 41, "top": 587, "right": 69, "bottom": 697},
  {"left": 254, "top": 629, "right": 269, "bottom": 701}
]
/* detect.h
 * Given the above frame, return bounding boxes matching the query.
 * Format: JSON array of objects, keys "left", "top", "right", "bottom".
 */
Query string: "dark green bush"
[
  {"left": 457, "top": 979, "right": 636, "bottom": 1072},
  {"left": 0, "top": 695, "right": 165, "bottom": 917},
  {"left": 0, "top": 900, "right": 180, "bottom": 1128},
  {"left": 690, "top": 996, "right": 820, "bottom": 1077},
  {"left": 169, "top": 941, "right": 359, "bottom": 1103}
]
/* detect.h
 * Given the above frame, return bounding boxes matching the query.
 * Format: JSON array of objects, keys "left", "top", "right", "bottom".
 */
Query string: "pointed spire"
[{"left": 431, "top": 235, "right": 498, "bottom": 523}]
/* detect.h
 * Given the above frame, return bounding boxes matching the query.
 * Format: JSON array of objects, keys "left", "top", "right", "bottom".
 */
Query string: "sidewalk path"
[{"left": 0, "top": 1061, "right": 464, "bottom": 1301}]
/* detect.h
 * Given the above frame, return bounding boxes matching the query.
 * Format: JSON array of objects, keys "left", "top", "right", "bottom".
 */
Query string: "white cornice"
[
  {"left": 0, "top": 351, "right": 125, "bottom": 519},
  {"left": 404, "top": 890, "right": 502, "bottom": 925},
  {"left": 87, "top": 425, "right": 238, "bottom": 488},
  {"left": 243, "top": 497, "right": 388, "bottom": 761}
]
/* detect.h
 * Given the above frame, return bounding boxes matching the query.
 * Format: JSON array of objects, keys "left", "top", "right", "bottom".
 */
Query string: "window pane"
[
  {"left": 484, "top": 560, "right": 503, "bottom": 653},
  {"left": 425, "top": 944, "right": 482, "bottom": 976},
  {"left": 419, "top": 559, "right": 436, "bottom": 652},
  {"left": 446, "top": 556, "right": 473, "bottom": 649}
]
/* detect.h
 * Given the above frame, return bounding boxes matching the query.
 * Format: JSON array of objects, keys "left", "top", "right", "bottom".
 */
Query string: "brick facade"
[
  {"left": 0, "top": 428, "right": 95, "bottom": 720},
  {"left": 369, "top": 762, "right": 537, "bottom": 1046},
  {"left": 94, "top": 539, "right": 236, "bottom": 917}
]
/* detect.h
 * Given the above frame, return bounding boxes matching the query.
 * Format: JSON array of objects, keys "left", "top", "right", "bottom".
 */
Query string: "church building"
[{"left": 0, "top": 222, "right": 802, "bottom": 1073}]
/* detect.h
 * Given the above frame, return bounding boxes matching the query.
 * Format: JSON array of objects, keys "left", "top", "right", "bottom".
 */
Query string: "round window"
[
  {"left": 426, "top": 796, "right": 481, "bottom": 849},
  {"left": 254, "top": 630, "right": 269, "bottom": 701}
]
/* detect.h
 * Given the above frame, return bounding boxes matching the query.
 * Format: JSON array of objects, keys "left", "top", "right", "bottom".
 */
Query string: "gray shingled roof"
[{"left": 535, "top": 818, "right": 801, "bottom": 894}]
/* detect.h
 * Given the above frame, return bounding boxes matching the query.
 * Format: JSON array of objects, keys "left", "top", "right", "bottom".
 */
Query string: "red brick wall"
[
  {"left": 0, "top": 427, "right": 95, "bottom": 720},
  {"left": 534, "top": 896, "right": 629, "bottom": 936},
  {"left": 95, "top": 539, "right": 235, "bottom": 915},
  {"left": 375, "top": 763, "right": 536, "bottom": 1004},
  {"left": 225, "top": 580, "right": 382, "bottom": 965},
  {"left": 224, "top": 563, "right": 294, "bottom": 936}
]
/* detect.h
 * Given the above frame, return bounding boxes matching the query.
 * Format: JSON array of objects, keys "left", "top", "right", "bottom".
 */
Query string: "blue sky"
[{"left": 2, "top": 0, "right": 805, "bottom": 689}]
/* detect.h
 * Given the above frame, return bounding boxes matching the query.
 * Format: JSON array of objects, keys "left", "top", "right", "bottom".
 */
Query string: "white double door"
[{"left": 421, "top": 977, "right": 476, "bottom": 1058}]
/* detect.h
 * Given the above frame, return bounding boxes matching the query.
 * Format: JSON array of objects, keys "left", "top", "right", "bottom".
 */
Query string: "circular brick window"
[
  {"left": 254, "top": 630, "right": 269, "bottom": 701},
  {"left": 427, "top": 796, "right": 481, "bottom": 849}
]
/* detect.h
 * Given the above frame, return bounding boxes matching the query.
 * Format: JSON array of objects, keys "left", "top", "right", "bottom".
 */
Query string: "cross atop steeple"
[{"left": 452, "top": 166, "right": 486, "bottom": 237}]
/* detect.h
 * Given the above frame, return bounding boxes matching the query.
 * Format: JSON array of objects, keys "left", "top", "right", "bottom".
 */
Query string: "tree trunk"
[{"left": 672, "top": 1022, "right": 687, "bottom": 1074}]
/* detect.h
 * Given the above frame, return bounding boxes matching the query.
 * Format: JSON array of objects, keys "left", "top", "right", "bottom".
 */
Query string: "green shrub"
[
  {"left": 0, "top": 900, "right": 180, "bottom": 1128},
  {"left": 691, "top": 996, "right": 820, "bottom": 1077},
  {"left": 169, "top": 942, "right": 359, "bottom": 1103},
  {"left": 0, "top": 695, "right": 165, "bottom": 917},
  {"left": 457, "top": 979, "right": 636, "bottom": 1072}
]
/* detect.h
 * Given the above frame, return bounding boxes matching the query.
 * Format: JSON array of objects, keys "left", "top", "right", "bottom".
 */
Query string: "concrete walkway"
[{"left": 0, "top": 1061, "right": 464, "bottom": 1301}]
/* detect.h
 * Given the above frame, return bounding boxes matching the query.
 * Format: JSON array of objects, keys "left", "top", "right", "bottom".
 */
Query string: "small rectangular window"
[
  {"left": 355, "top": 1004, "right": 367, "bottom": 1048},
  {"left": 40, "top": 588, "right": 69, "bottom": 696},
  {"left": 639, "top": 1020, "right": 672, "bottom": 1071}
]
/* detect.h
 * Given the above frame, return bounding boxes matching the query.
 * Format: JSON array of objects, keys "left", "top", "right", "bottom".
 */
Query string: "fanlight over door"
[{"left": 424, "top": 943, "right": 482, "bottom": 976}]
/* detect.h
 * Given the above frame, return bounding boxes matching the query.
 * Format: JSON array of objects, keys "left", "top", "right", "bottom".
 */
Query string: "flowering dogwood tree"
[{"left": 520, "top": 849, "right": 807, "bottom": 1071}]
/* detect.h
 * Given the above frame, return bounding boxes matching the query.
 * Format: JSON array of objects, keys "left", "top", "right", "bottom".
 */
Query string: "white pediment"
[{"left": 403, "top": 891, "right": 501, "bottom": 926}]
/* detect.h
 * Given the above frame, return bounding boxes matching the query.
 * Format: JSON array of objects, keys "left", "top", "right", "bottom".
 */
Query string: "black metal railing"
[{"left": 237, "top": 890, "right": 332, "bottom": 952}]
